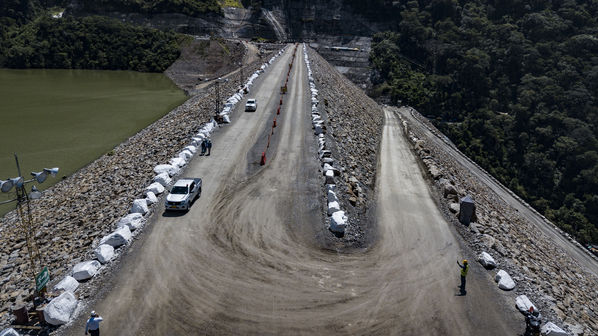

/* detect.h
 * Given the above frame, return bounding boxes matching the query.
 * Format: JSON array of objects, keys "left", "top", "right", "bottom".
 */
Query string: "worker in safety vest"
[{"left": 457, "top": 259, "right": 469, "bottom": 294}]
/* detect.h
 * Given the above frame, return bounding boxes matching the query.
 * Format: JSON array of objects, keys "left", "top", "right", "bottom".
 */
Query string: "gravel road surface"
[{"left": 60, "top": 47, "right": 519, "bottom": 336}]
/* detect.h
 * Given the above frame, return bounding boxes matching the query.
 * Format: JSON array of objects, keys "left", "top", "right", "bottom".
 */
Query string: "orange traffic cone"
[{"left": 260, "top": 152, "right": 266, "bottom": 166}]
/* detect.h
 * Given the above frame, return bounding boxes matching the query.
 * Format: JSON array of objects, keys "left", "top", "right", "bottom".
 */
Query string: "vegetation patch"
[
  {"left": 219, "top": 0, "right": 243, "bottom": 8},
  {"left": 76, "top": 0, "right": 222, "bottom": 17},
  {"left": 370, "top": 0, "right": 598, "bottom": 244},
  {"left": 1, "top": 15, "right": 182, "bottom": 72}
]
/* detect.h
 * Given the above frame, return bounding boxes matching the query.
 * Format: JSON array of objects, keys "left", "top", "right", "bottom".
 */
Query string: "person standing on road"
[
  {"left": 200, "top": 138, "right": 207, "bottom": 155},
  {"left": 206, "top": 138, "right": 212, "bottom": 156},
  {"left": 85, "top": 311, "right": 103, "bottom": 336},
  {"left": 457, "top": 259, "right": 469, "bottom": 294}
]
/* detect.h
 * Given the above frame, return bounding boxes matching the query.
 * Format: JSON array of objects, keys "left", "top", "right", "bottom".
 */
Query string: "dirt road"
[
  {"left": 62, "top": 47, "right": 518, "bottom": 335},
  {"left": 398, "top": 107, "right": 598, "bottom": 277}
]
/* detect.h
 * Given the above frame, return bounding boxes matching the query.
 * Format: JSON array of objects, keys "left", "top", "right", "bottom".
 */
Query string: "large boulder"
[
  {"left": 515, "top": 295, "right": 537, "bottom": 313},
  {"left": 481, "top": 234, "right": 496, "bottom": 249},
  {"left": 478, "top": 252, "right": 497, "bottom": 269},
  {"left": 314, "top": 125, "right": 323, "bottom": 135},
  {"left": 328, "top": 201, "right": 340, "bottom": 216},
  {"left": 130, "top": 199, "right": 149, "bottom": 215},
  {"left": 146, "top": 191, "right": 158, "bottom": 205},
  {"left": 184, "top": 145, "right": 197, "bottom": 154},
  {"left": 323, "top": 164, "right": 340, "bottom": 176},
  {"left": 0, "top": 328, "right": 19, "bottom": 336},
  {"left": 330, "top": 211, "right": 347, "bottom": 233},
  {"left": 442, "top": 181, "right": 457, "bottom": 197},
  {"left": 94, "top": 244, "right": 115, "bottom": 264},
  {"left": 169, "top": 157, "right": 186, "bottom": 168},
  {"left": 541, "top": 322, "right": 568, "bottom": 336},
  {"left": 72, "top": 260, "right": 101, "bottom": 281},
  {"left": 100, "top": 226, "right": 132, "bottom": 248},
  {"left": 495, "top": 270, "right": 516, "bottom": 290},
  {"left": 179, "top": 149, "right": 193, "bottom": 161},
  {"left": 146, "top": 182, "right": 165, "bottom": 195},
  {"left": 116, "top": 213, "right": 145, "bottom": 231},
  {"left": 52, "top": 276, "right": 79, "bottom": 293},
  {"left": 327, "top": 190, "right": 338, "bottom": 203},
  {"left": 154, "top": 164, "right": 178, "bottom": 176},
  {"left": 154, "top": 172, "right": 172, "bottom": 187},
  {"left": 43, "top": 291, "right": 77, "bottom": 325},
  {"left": 325, "top": 170, "right": 335, "bottom": 184}
]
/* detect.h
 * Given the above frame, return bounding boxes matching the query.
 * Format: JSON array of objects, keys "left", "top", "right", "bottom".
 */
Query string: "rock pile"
[
  {"left": 398, "top": 107, "right": 598, "bottom": 335},
  {"left": 303, "top": 44, "right": 347, "bottom": 234},
  {"left": 0, "top": 48, "right": 283, "bottom": 328},
  {"left": 305, "top": 47, "right": 384, "bottom": 247}
]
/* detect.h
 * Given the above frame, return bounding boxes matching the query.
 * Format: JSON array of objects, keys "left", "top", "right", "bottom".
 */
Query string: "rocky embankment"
[
  {"left": 305, "top": 47, "right": 384, "bottom": 248},
  {"left": 397, "top": 107, "right": 598, "bottom": 335},
  {"left": 0, "top": 52, "right": 274, "bottom": 328}
]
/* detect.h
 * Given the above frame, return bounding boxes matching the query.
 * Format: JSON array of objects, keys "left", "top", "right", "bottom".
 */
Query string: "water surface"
[{"left": 0, "top": 69, "right": 186, "bottom": 216}]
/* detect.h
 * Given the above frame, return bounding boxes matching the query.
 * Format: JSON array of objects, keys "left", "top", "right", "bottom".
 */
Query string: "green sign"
[{"left": 36, "top": 266, "right": 49, "bottom": 292}]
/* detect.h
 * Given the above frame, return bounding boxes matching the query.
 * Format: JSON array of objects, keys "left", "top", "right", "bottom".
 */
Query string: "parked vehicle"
[
  {"left": 245, "top": 98, "right": 257, "bottom": 112},
  {"left": 165, "top": 178, "right": 202, "bottom": 211}
]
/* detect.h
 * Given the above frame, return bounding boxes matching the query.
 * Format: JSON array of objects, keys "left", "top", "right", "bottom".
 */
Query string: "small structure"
[{"left": 458, "top": 195, "right": 476, "bottom": 225}]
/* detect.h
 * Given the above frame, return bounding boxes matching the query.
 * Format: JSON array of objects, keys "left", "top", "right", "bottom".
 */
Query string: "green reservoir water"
[{"left": 0, "top": 69, "right": 187, "bottom": 216}]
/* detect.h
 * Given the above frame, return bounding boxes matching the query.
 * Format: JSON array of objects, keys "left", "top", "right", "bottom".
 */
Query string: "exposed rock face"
[
  {"left": 69, "top": 1, "right": 386, "bottom": 88},
  {"left": 398, "top": 107, "right": 598, "bottom": 335},
  {"left": 306, "top": 47, "right": 384, "bottom": 247}
]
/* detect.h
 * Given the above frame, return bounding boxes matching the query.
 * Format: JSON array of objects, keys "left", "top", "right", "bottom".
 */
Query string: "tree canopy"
[
  {"left": 370, "top": 0, "right": 598, "bottom": 244},
  {"left": 0, "top": 1, "right": 186, "bottom": 72},
  {"left": 76, "top": 0, "right": 222, "bottom": 17}
]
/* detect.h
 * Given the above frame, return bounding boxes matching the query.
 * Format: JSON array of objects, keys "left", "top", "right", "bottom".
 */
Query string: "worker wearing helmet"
[
  {"left": 525, "top": 306, "right": 542, "bottom": 335},
  {"left": 457, "top": 259, "right": 469, "bottom": 294}
]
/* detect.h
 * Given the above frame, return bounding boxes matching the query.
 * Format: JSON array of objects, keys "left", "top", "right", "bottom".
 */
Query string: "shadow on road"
[{"left": 162, "top": 211, "right": 188, "bottom": 218}]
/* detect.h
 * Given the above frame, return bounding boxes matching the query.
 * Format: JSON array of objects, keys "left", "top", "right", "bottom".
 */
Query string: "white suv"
[{"left": 245, "top": 98, "right": 257, "bottom": 112}]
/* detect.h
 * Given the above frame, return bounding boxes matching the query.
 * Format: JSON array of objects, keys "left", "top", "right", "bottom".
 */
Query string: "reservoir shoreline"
[{"left": 0, "top": 56, "right": 269, "bottom": 327}]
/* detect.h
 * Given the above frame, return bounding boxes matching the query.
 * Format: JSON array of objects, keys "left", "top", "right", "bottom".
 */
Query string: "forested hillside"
[
  {"left": 370, "top": 0, "right": 598, "bottom": 244},
  {"left": 75, "top": 0, "right": 221, "bottom": 16},
  {"left": 0, "top": 0, "right": 195, "bottom": 71},
  {"left": 1, "top": 16, "right": 182, "bottom": 71}
]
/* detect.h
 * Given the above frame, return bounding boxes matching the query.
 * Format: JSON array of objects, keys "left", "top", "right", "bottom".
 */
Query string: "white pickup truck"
[
  {"left": 245, "top": 98, "right": 257, "bottom": 112},
  {"left": 165, "top": 178, "right": 202, "bottom": 211}
]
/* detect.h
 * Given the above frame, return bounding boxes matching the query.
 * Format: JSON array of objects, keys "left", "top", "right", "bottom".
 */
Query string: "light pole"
[
  {"left": 238, "top": 62, "right": 244, "bottom": 88},
  {"left": 1, "top": 153, "right": 58, "bottom": 292},
  {"left": 215, "top": 77, "right": 221, "bottom": 116},
  {"left": 214, "top": 77, "right": 229, "bottom": 118}
]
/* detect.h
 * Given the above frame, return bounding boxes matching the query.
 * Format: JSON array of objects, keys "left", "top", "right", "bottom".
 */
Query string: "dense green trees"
[
  {"left": 0, "top": 0, "right": 187, "bottom": 72},
  {"left": 76, "top": 0, "right": 221, "bottom": 17},
  {"left": 1, "top": 15, "right": 183, "bottom": 71},
  {"left": 370, "top": 0, "right": 598, "bottom": 244}
]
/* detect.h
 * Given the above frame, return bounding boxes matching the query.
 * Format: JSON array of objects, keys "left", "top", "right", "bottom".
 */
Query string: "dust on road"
[{"left": 62, "top": 46, "right": 518, "bottom": 336}]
